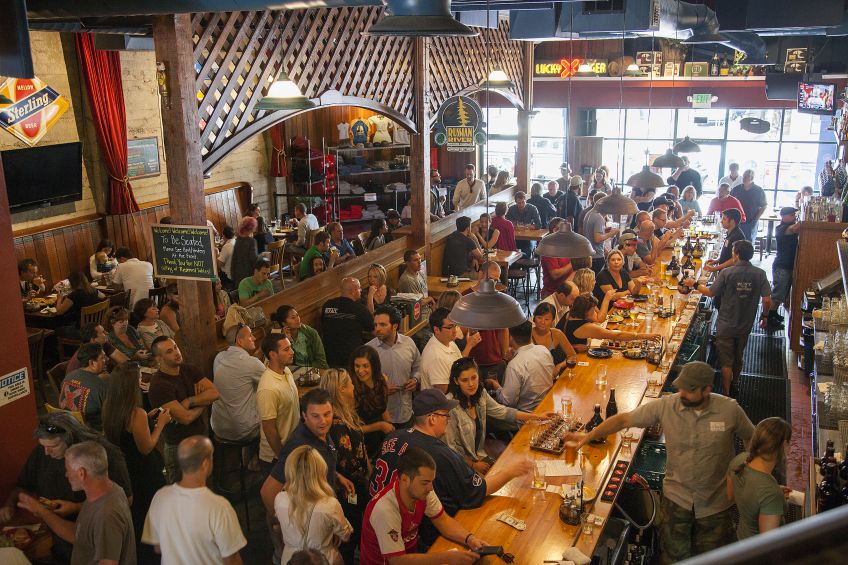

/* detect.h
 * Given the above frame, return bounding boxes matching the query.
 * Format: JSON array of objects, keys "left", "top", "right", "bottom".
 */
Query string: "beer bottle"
[
  {"left": 585, "top": 404, "right": 605, "bottom": 443},
  {"left": 838, "top": 443, "right": 848, "bottom": 481},
  {"left": 682, "top": 236, "right": 693, "bottom": 256},
  {"left": 709, "top": 54, "right": 720, "bottom": 77},
  {"left": 606, "top": 388, "right": 618, "bottom": 418}
]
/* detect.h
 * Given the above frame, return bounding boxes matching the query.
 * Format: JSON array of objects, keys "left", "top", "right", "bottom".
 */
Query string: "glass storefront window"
[
  {"left": 596, "top": 109, "right": 625, "bottom": 139},
  {"left": 727, "top": 109, "right": 782, "bottom": 141},
  {"left": 782, "top": 110, "right": 835, "bottom": 143},
  {"left": 533, "top": 109, "right": 567, "bottom": 138},
  {"left": 623, "top": 140, "right": 673, "bottom": 183},
  {"left": 725, "top": 141, "right": 779, "bottom": 191},
  {"left": 483, "top": 139, "right": 517, "bottom": 176},
  {"left": 676, "top": 108, "right": 727, "bottom": 140},
  {"left": 679, "top": 144, "right": 723, "bottom": 195},
  {"left": 485, "top": 107, "right": 518, "bottom": 136},
  {"left": 777, "top": 142, "right": 835, "bottom": 192},
  {"left": 625, "top": 109, "right": 675, "bottom": 139},
  {"left": 530, "top": 137, "right": 566, "bottom": 180}
]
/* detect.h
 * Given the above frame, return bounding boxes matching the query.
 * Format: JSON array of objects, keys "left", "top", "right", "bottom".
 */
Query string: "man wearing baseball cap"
[
  {"left": 576, "top": 361, "right": 754, "bottom": 563},
  {"left": 559, "top": 175, "right": 584, "bottom": 226},
  {"left": 617, "top": 230, "right": 650, "bottom": 277},
  {"left": 555, "top": 162, "right": 572, "bottom": 193},
  {"left": 767, "top": 206, "right": 800, "bottom": 328},
  {"left": 369, "top": 389, "right": 532, "bottom": 546}
]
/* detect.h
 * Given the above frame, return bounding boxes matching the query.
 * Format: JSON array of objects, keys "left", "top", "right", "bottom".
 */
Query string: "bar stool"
[
  {"left": 212, "top": 433, "right": 260, "bottom": 531},
  {"left": 514, "top": 256, "right": 541, "bottom": 300},
  {"left": 507, "top": 269, "right": 531, "bottom": 313}
]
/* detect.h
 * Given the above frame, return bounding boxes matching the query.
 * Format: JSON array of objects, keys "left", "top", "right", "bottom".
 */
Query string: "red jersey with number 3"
[{"left": 360, "top": 478, "right": 444, "bottom": 565}]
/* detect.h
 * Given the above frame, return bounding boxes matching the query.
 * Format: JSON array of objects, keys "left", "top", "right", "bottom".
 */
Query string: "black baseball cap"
[{"left": 412, "top": 389, "right": 459, "bottom": 416}]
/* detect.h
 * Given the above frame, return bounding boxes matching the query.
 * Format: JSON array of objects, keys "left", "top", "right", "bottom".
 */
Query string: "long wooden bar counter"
[{"left": 429, "top": 249, "right": 710, "bottom": 563}]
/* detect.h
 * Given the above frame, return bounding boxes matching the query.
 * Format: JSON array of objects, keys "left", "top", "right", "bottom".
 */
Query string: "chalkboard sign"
[
  {"left": 127, "top": 137, "right": 160, "bottom": 179},
  {"left": 150, "top": 224, "right": 217, "bottom": 281}
]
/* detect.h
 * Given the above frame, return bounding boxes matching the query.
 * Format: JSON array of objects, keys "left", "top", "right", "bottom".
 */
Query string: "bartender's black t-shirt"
[
  {"left": 320, "top": 296, "right": 374, "bottom": 366},
  {"left": 718, "top": 226, "right": 746, "bottom": 265},
  {"left": 774, "top": 222, "right": 799, "bottom": 270}
]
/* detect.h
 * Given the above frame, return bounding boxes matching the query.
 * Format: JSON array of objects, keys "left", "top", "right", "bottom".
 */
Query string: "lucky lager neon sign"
[{"left": 534, "top": 59, "right": 607, "bottom": 78}]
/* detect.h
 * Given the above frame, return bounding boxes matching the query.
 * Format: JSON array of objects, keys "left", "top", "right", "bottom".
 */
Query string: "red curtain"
[
  {"left": 75, "top": 33, "right": 139, "bottom": 214},
  {"left": 269, "top": 123, "right": 287, "bottom": 177}
]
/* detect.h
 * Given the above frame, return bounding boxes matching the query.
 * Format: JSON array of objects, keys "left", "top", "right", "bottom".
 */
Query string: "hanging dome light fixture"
[
  {"left": 257, "top": 70, "right": 315, "bottom": 110},
  {"left": 536, "top": 222, "right": 595, "bottom": 259},
  {"left": 480, "top": 68, "right": 515, "bottom": 90},
  {"left": 673, "top": 136, "right": 701, "bottom": 153},
  {"left": 593, "top": 186, "right": 640, "bottom": 216},
  {"left": 625, "top": 166, "right": 666, "bottom": 190},
  {"left": 651, "top": 148, "right": 685, "bottom": 169}
]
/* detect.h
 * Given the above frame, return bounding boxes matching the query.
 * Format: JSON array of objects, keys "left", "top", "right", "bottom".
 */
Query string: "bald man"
[
  {"left": 143, "top": 436, "right": 246, "bottom": 564},
  {"left": 636, "top": 220, "right": 676, "bottom": 266},
  {"left": 321, "top": 277, "right": 375, "bottom": 367}
]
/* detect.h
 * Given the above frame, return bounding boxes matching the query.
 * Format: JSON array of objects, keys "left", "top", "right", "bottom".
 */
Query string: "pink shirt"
[
  {"left": 490, "top": 215, "right": 517, "bottom": 251},
  {"left": 707, "top": 196, "right": 747, "bottom": 222},
  {"left": 541, "top": 256, "right": 572, "bottom": 297}
]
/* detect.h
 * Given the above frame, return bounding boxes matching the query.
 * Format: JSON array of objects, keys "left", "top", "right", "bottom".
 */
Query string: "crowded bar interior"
[{"left": 5, "top": 0, "right": 848, "bottom": 563}]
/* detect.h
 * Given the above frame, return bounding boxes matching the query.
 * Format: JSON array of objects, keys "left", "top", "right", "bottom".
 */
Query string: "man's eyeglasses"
[
  {"left": 430, "top": 412, "right": 450, "bottom": 420},
  {"left": 440, "top": 324, "right": 457, "bottom": 331}
]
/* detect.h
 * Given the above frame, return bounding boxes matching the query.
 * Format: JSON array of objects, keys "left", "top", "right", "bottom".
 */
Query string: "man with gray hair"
[
  {"left": 19, "top": 441, "right": 136, "bottom": 564},
  {"left": 143, "top": 436, "right": 247, "bottom": 564},
  {"left": 211, "top": 323, "right": 265, "bottom": 442}
]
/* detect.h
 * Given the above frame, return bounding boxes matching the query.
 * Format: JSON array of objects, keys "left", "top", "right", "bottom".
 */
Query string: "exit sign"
[{"left": 691, "top": 93, "right": 713, "bottom": 109}]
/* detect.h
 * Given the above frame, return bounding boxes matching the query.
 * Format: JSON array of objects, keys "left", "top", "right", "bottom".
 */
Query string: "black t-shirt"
[
  {"left": 369, "top": 428, "right": 487, "bottom": 517},
  {"left": 321, "top": 296, "right": 375, "bottom": 367},
  {"left": 719, "top": 226, "right": 746, "bottom": 265},
  {"left": 667, "top": 169, "right": 702, "bottom": 197},
  {"left": 774, "top": 222, "right": 799, "bottom": 270},
  {"left": 270, "top": 422, "right": 338, "bottom": 490},
  {"left": 17, "top": 438, "right": 133, "bottom": 503},
  {"left": 560, "top": 191, "right": 583, "bottom": 224},
  {"left": 62, "top": 289, "right": 103, "bottom": 326},
  {"left": 442, "top": 231, "right": 479, "bottom": 276},
  {"left": 594, "top": 268, "right": 632, "bottom": 302},
  {"left": 730, "top": 184, "right": 767, "bottom": 224},
  {"left": 147, "top": 364, "right": 206, "bottom": 444},
  {"left": 632, "top": 187, "right": 656, "bottom": 211}
]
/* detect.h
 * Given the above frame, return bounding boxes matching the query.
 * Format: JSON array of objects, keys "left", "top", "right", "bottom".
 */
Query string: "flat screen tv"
[
  {"left": 1, "top": 141, "right": 83, "bottom": 212},
  {"left": 797, "top": 81, "right": 836, "bottom": 115}
]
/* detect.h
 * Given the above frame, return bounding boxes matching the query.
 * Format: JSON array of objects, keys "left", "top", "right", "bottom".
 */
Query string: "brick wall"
[{"left": 4, "top": 32, "right": 271, "bottom": 231}]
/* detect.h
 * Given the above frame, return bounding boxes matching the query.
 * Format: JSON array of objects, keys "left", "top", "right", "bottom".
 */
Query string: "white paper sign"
[
  {"left": 364, "top": 192, "right": 377, "bottom": 202},
  {"left": 0, "top": 367, "right": 29, "bottom": 408}
]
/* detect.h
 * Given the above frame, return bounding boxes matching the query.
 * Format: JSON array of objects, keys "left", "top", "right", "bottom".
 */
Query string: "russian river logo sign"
[
  {"left": 0, "top": 77, "right": 70, "bottom": 146},
  {"left": 433, "top": 96, "right": 487, "bottom": 152}
]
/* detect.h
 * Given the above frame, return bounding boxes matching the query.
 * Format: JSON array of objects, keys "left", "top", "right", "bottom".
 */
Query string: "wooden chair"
[
  {"left": 306, "top": 228, "right": 323, "bottom": 249},
  {"left": 266, "top": 239, "right": 287, "bottom": 289},
  {"left": 46, "top": 361, "right": 69, "bottom": 397},
  {"left": 27, "top": 329, "right": 47, "bottom": 407},
  {"left": 109, "top": 290, "right": 129, "bottom": 309},
  {"left": 351, "top": 236, "right": 366, "bottom": 256},
  {"left": 57, "top": 299, "right": 110, "bottom": 360},
  {"left": 148, "top": 287, "right": 168, "bottom": 309}
]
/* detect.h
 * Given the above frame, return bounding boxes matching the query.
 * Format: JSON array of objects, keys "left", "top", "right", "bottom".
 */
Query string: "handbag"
[{"left": 222, "top": 304, "right": 268, "bottom": 335}]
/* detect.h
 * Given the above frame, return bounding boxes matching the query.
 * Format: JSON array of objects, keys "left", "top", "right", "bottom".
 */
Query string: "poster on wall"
[
  {"left": 0, "top": 367, "right": 29, "bottom": 408},
  {"left": 150, "top": 224, "right": 217, "bottom": 281},
  {"left": 0, "top": 77, "right": 70, "bottom": 146},
  {"left": 432, "top": 96, "right": 487, "bottom": 153}
]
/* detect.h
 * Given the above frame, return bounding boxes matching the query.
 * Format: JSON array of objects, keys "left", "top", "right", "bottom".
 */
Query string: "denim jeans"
[
  {"left": 772, "top": 265, "right": 793, "bottom": 308},
  {"left": 739, "top": 220, "right": 757, "bottom": 242}
]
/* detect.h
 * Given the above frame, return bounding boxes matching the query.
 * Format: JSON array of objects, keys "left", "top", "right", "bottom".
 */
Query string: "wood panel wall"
[{"left": 13, "top": 183, "right": 250, "bottom": 286}]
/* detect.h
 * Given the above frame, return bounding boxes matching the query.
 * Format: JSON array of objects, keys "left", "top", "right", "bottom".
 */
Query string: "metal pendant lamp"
[
  {"left": 449, "top": 278, "right": 527, "bottom": 330},
  {"left": 593, "top": 186, "right": 640, "bottom": 216},
  {"left": 740, "top": 117, "right": 771, "bottom": 134},
  {"left": 257, "top": 70, "right": 315, "bottom": 110},
  {"left": 651, "top": 148, "right": 685, "bottom": 169},
  {"left": 536, "top": 222, "right": 595, "bottom": 258},
  {"left": 480, "top": 69, "right": 515, "bottom": 90},
  {"left": 673, "top": 136, "right": 701, "bottom": 153},
  {"left": 365, "top": 0, "right": 478, "bottom": 37},
  {"left": 625, "top": 165, "right": 666, "bottom": 190}
]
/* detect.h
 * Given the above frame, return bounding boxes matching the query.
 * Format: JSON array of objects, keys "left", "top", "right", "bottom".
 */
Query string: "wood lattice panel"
[{"left": 191, "top": 8, "right": 524, "bottom": 170}]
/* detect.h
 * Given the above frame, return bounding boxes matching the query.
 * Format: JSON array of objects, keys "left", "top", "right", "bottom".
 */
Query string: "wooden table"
[
  {"left": 272, "top": 228, "right": 297, "bottom": 239},
  {"left": 427, "top": 276, "right": 476, "bottom": 297},
  {"left": 514, "top": 227, "right": 548, "bottom": 241},
  {"left": 428, "top": 260, "right": 707, "bottom": 562},
  {"left": 759, "top": 212, "right": 782, "bottom": 255}
]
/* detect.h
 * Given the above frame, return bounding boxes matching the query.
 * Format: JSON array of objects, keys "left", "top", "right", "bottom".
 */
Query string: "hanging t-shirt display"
[
  {"left": 392, "top": 121, "right": 410, "bottom": 145},
  {"left": 351, "top": 119, "right": 369, "bottom": 146},
  {"left": 336, "top": 122, "right": 351, "bottom": 146},
  {"left": 369, "top": 115, "right": 392, "bottom": 145}
]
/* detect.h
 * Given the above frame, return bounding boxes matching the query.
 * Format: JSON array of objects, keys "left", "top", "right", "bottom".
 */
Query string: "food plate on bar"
[
  {"left": 606, "top": 314, "right": 624, "bottom": 324},
  {"left": 587, "top": 347, "right": 613, "bottom": 359},
  {"left": 623, "top": 348, "right": 647, "bottom": 360},
  {"left": 613, "top": 299, "right": 635, "bottom": 309}
]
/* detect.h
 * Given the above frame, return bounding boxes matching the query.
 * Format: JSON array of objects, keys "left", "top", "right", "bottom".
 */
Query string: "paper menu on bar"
[{"left": 543, "top": 460, "right": 582, "bottom": 476}]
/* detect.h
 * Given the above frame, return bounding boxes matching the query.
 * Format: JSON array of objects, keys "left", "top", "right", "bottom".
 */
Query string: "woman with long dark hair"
[
  {"left": 444, "top": 357, "right": 553, "bottom": 474},
  {"left": 272, "top": 305, "right": 327, "bottom": 368},
  {"left": 348, "top": 345, "right": 394, "bottom": 457},
  {"left": 531, "top": 302, "right": 577, "bottom": 373},
  {"left": 562, "top": 293, "right": 659, "bottom": 351},
  {"left": 55, "top": 271, "right": 105, "bottom": 337},
  {"left": 89, "top": 238, "right": 118, "bottom": 281},
  {"left": 102, "top": 362, "right": 170, "bottom": 555},
  {"left": 727, "top": 417, "right": 792, "bottom": 540},
  {"left": 364, "top": 219, "right": 388, "bottom": 251}
]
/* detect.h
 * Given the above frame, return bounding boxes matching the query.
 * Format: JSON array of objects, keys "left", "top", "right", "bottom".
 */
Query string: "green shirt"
[
  {"left": 238, "top": 276, "right": 274, "bottom": 300},
  {"left": 299, "top": 245, "right": 325, "bottom": 278},
  {"left": 728, "top": 452, "right": 785, "bottom": 540}
]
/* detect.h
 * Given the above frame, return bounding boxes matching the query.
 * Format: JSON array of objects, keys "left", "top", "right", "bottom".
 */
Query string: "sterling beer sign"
[
  {"left": 0, "top": 77, "right": 70, "bottom": 146},
  {"left": 433, "top": 96, "right": 486, "bottom": 153}
]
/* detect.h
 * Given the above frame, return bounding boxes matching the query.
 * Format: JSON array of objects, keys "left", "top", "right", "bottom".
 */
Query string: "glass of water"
[{"left": 596, "top": 364, "right": 608, "bottom": 386}]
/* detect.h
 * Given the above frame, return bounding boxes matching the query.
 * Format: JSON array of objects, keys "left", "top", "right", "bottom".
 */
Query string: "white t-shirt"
[
  {"left": 275, "top": 492, "right": 353, "bottom": 565},
  {"left": 142, "top": 485, "right": 247, "bottom": 565},
  {"left": 337, "top": 122, "right": 350, "bottom": 141},
  {"left": 420, "top": 336, "right": 462, "bottom": 390},
  {"left": 218, "top": 238, "right": 235, "bottom": 278},
  {"left": 540, "top": 293, "right": 569, "bottom": 327},
  {"left": 296, "top": 214, "right": 320, "bottom": 246},
  {"left": 111, "top": 258, "right": 154, "bottom": 307},
  {"left": 719, "top": 174, "right": 743, "bottom": 190}
]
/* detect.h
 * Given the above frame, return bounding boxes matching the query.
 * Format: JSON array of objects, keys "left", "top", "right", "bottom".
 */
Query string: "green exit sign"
[{"left": 691, "top": 93, "right": 712, "bottom": 108}]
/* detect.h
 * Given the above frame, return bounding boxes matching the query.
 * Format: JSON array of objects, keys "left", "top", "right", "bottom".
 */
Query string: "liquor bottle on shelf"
[
  {"left": 720, "top": 55, "right": 730, "bottom": 76},
  {"left": 585, "top": 404, "right": 605, "bottom": 443},
  {"left": 606, "top": 388, "right": 618, "bottom": 419},
  {"left": 710, "top": 54, "right": 720, "bottom": 77},
  {"left": 818, "top": 462, "right": 839, "bottom": 512},
  {"left": 692, "top": 240, "right": 704, "bottom": 259},
  {"left": 667, "top": 254, "right": 681, "bottom": 277},
  {"left": 681, "top": 254, "right": 696, "bottom": 279}
]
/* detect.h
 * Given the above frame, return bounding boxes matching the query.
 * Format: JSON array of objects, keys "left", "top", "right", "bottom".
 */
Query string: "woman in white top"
[
  {"left": 275, "top": 445, "right": 353, "bottom": 565},
  {"left": 89, "top": 239, "right": 118, "bottom": 281},
  {"left": 133, "top": 298, "right": 175, "bottom": 350}
]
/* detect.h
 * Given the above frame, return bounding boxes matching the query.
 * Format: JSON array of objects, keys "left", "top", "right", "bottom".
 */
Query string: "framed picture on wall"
[{"left": 127, "top": 136, "right": 161, "bottom": 179}]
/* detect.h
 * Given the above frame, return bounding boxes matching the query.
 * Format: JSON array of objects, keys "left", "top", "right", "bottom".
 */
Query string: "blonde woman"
[
  {"left": 275, "top": 445, "right": 353, "bottom": 565},
  {"left": 594, "top": 248, "right": 647, "bottom": 303},
  {"left": 362, "top": 263, "right": 394, "bottom": 314},
  {"left": 679, "top": 185, "right": 702, "bottom": 216},
  {"left": 320, "top": 369, "right": 373, "bottom": 564},
  {"left": 560, "top": 268, "right": 613, "bottom": 327},
  {"left": 490, "top": 170, "right": 514, "bottom": 195}
]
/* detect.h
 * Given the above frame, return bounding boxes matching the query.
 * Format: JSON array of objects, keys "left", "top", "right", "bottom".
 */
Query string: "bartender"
[{"left": 766, "top": 207, "right": 800, "bottom": 328}]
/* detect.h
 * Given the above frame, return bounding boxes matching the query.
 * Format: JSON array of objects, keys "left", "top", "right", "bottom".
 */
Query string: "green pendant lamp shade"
[
  {"left": 257, "top": 70, "right": 315, "bottom": 111},
  {"left": 449, "top": 279, "right": 527, "bottom": 330},
  {"left": 365, "top": 0, "right": 478, "bottom": 37}
]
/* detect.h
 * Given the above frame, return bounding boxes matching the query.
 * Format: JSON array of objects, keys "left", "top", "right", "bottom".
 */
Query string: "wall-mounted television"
[
  {"left": 1, "top": 141, "right": 83, "bottom": 212},
  {"left": 797, "top": 81, "right": 836, "bottom": 115}
]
